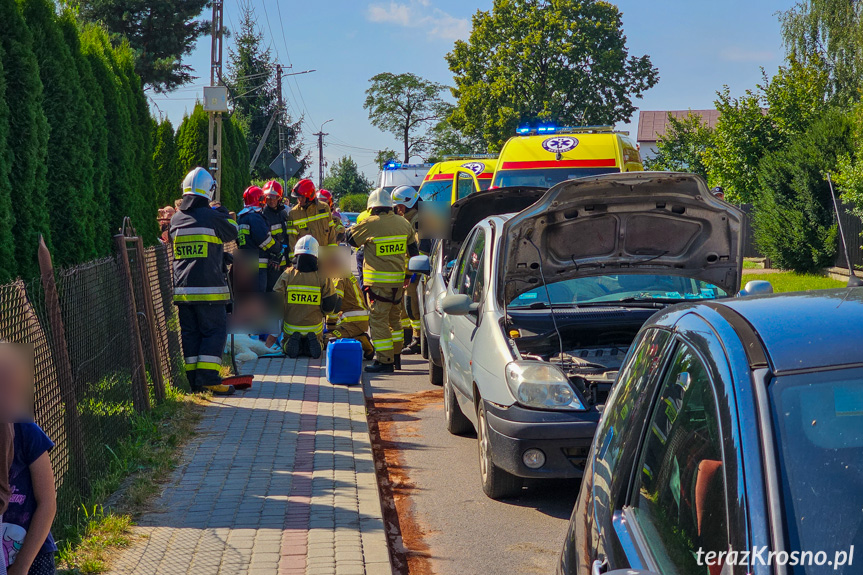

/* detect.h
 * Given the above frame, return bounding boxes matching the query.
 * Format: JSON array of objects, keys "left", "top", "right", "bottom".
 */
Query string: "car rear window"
[{"left": 769, "top": 369, "right": 863, "bottom": 574}]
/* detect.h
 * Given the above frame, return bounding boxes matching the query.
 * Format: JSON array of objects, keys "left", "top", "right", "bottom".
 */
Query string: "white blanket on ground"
[{"left": 225, "top": 334, "right": 275, "bottom": 362}]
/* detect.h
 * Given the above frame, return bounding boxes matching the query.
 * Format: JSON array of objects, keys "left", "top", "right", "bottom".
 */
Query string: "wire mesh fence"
[{"left": 0, "top": 236, "right": 187, "bottom": 531}]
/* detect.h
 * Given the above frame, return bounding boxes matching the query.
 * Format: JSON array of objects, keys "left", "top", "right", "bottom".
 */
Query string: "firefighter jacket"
[
  {"left": 331, "top": 210, "right": 346, "bottom": 242},
  {"left": 346, "top": 211, "right": 417, "bottom": 288},
  {"left": 262, "top": 204, "right": 289, "bottom": 250},
  {"left": 274, "top": 267, "right": 339, "bottom": 335},
  {"left": 286, "top": 199, "right": 336, "bottom": 257},
  {"left": 404, "top": 206, "right": 431, "bottom": 255},
  {"left": 169, "top": 195, "right": 239, "bottom": 304},
  {"left": 237, "top": 206, "right": 282, "bottom": 269},
  {"left": 334, "top": 274, "right": 368, "bottom": 322}
]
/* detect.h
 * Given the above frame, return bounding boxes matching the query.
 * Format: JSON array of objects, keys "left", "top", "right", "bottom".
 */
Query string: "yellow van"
[
  {"left": 417, "top": 157, "right": 498, "bottom": 204},
  {"left": 491, "top": 126, "right": 642, "bottom": 189}
]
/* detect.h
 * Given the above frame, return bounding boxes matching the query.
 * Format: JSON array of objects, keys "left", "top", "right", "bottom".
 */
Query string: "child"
[{"left": 3, "top": 422, "right": 56, "bottom": 575}]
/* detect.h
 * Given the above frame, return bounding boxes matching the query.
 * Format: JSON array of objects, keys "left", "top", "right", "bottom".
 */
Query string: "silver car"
[{"left": 429, "top": 172, "right": 746, "bottom": 499}]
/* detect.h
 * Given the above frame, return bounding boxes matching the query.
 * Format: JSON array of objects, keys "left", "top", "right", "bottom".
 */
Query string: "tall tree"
[
  {"left": 59, "top": 12, "right": 110, "bottom": 257},
  {"left": 321, "top": 156, "right": 373, "bottom": 199},
  {"left": 374, "top": 149, "right": 399, "bottom": 169},
  {"left": 780, "top": 0, "right": 863, "bottom": 102},
  {"left": 77, "top": 0, "right": 209, "bottom": 92},
  {"left": 643, "top": 113, "right": 714, "bottom": 181},
  {"left": 0, "top": 0, "right": 49, "bottom": 279},
  {"left": 226, "top": 3, "right": 307, "bottom": 180},
  {"left": 364, "top": 72, "right": 448, "bottom": 162},
  {"left": 20, "top": 0, "right": 97, "bottom": 266},
  {"left": 427, "top": 111, "right": 487, "bottom": 162},
  {"left": 0, "top": 41, "right": 15, "bottom": 282},
  {"left": 446, "top": 0, "right": 659, "bottom": 150},
  {"left": 153, "top": 118, "right": 180, "bottom": 208}
]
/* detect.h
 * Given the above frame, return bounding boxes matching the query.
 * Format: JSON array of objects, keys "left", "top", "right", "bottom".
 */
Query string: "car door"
[
  {"left": 600, "top": 340, "right": 734, "bottom": 575},
  {"left": 449, "top": 167, "right": 482, "bottom": 203},
  {"left": 446, "top": 228, "right": 486, "bottom": 397}
]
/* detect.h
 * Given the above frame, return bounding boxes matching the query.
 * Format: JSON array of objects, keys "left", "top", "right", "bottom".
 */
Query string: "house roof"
[{"left": 637, "top": 110, "right": 721, "bottom": 143}]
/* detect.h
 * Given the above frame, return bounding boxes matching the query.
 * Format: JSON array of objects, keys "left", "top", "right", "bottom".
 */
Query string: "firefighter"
[
  {"left": 238, "top": 185, "right": 282, "bottom": 292},
  {"left": 331, "top": 272, "right": 375, "bottom": 360},
  {"left": 317, "top": 189, "right": 345, "bottom": 243},
  {"left": 391, "top": 185, "right": 426, "bottom": 354},
  {"left": 274, "top": 235, "right": 340, "bottom": 359},
  {"left": 169, "top": 167, "right": 238, "bottom": 395},
  {"left": 345, "top": 189, "right": 419, "bottom": 373},
  {"left": 262, "top": 180, "right": 290, "bottom": 290},
  {"left": 286, "top": 179, "right": 336, "bottom": 259}
]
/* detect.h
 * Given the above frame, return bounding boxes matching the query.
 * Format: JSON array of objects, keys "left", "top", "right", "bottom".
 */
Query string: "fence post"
[
  {"left": 37, "top": 236, "right": 90, "bottom": 496},
  {"left": 132, "top": 238, "right": 167, "bottom": 403},
  {"left": 114, "top": 234, "right": 151, "bottom": 413}
]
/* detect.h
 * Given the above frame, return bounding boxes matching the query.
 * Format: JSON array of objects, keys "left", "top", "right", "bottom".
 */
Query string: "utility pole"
[
  {"left": 276, "top": 64, "right": 289, "bottom": 193},
  {"left": 207, "top": 0, "right": 224, "bottom": 202},
  {"left": 313, "top": 118, "right": 334, "bottom": 187}
]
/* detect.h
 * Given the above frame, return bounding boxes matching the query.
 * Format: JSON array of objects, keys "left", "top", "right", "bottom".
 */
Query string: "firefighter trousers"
[
  {"left": 178, "top": 303, "right": 227, "bottom": 390},
  {"left": 402, "top": 280, "right": 421, "bottom": 338},
  {"left": 367, "top": 286, "right": 404, "bottom": 364},
  {"left": 331, "top": 318, "right": 374, "bottom": 357}
]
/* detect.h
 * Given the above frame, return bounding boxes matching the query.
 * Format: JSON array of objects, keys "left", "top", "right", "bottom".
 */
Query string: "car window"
[
  {"left": 595, "top": 329, "right": 673, "bottom": 480},
  {"left": 629, "top": 343, "right": 728, "bottom": 575},
  {"left": 470, "top": 250, "right": 487, "bottom": 303},
  {"left": 769, "top": 368, "right": 863, "bottom": 575},
  {"left": 457, "top": 230, "right": 486, "bottom": 297},
  {"left": 457, "top": 173, "right": 475, "bottom": 200}
]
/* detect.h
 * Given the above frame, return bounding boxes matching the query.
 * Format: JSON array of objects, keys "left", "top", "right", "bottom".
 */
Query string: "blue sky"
[{"left": 150, "top": 0, "right": 792, "bottom": 181}]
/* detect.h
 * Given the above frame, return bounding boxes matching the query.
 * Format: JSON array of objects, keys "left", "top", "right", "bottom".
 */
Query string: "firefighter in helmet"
[
  {"left": 169, "top": 168, "right": 238, "bottom": 395},
  {"left": 286, "top": 179, "right": 336, "bottom": 260}
]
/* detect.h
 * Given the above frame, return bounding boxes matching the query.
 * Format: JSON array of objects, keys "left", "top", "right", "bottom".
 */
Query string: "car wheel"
[
  {"left": 443, "top": 361, "right": 472, "bottom": 435},
  {"left": 429, "top": 356, "right": 443, "bottom": 386},
  {"left": 477, "top": 401, "right": 523, "bottom": 500}
]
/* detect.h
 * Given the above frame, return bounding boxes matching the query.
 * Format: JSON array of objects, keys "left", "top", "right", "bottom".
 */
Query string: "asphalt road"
[{"left": 365, "top": 353, "right": 579, "bottom": 575}]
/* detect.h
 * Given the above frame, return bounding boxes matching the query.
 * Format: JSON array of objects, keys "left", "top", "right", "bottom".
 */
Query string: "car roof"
[{"left": 672, "top": 289, "right": 863, "bottom": 373}]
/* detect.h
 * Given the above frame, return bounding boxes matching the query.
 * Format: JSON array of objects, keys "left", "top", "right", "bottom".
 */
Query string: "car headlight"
[
  {"left": 505, "top": 361, "right": 586, "bottom": 411},
  {"left": 434, "top": 292, "right": 446, "bottom": 314}
]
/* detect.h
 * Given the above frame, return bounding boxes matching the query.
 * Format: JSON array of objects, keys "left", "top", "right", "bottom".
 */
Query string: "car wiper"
[{"left": 615, "top": 296, "right": 704, "bottom": 304}]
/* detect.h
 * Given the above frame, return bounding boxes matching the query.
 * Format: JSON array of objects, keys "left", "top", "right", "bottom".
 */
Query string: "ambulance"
[
  {"left": 417, "top": 156, "right": 498, "bottom": 204},
  {"left": 377, "top": 161, "right": 434, "bottom": 195},
  {"left": 490, "top": 126, "right": 642, "bottom": 189}
]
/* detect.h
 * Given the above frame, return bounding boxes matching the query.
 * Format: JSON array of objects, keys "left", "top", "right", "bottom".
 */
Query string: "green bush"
[
  {"left": 754, "top": 108, "right": 853, "bottom": 272},
  {"left": 153, "top": 119, "right": 180, "bottom": 208},
  {"left": 0, "top": 41, "right": 16, "bottom": 282},
  {"left": 339, "top": 193, "right": 369, "bottom": 213}
]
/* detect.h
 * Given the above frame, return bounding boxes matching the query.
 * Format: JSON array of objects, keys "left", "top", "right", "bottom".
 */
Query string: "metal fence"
[{"left": 0, "top": 232, "right": 187, "bottom": 532}]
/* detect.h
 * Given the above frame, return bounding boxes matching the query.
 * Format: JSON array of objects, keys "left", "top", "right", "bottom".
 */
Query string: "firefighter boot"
[{"left": 365, "top": 360, "right": 394, "bottom": 374}]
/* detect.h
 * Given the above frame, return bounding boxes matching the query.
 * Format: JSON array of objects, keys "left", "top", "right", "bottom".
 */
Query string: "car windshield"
[
  {"left": 769, "top": 369, "right": 863, "bottom": 574},
  {"left": 492, "top": 167, "right": 620, "bottom": 188},
  {"left": 419, "top": 180, "right": 451, "bottom": 202},
  {"left": 343, "top": 213, "right": 358, "bottom": 224},
  {"left": 507, "top": 274, "right": 726, "bottom": 307}
]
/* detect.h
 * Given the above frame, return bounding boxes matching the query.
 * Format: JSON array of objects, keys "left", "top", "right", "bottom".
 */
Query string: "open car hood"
[
  {"left": 499, "top": 172, "right": 745, "bottom": 301},
  {"left": 450, "top": 186, "right": 546, "bottom": 245}
]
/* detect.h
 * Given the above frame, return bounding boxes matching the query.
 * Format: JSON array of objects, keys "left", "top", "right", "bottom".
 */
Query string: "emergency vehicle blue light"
[
  {"left": 537, "top": 124, "right": 557, "bottom": 134},
  {"left": 384, "top": 161, "right": 401, "bottom": 170},
  {"left": 516, "top": 125, "right": 531, "bottom": 135}
]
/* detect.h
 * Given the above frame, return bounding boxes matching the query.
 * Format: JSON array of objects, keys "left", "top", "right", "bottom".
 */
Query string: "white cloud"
[
  {"left": 719, "top": 47, "right": 776, "bottom": 63},
  {"left": 367, "top": 1, "right": 470, "bottom": 41}
]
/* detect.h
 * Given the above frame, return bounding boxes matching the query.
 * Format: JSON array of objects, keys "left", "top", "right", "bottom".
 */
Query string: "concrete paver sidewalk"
[{"left": 107, "top": 356, "right": 391, "bottom": 575}]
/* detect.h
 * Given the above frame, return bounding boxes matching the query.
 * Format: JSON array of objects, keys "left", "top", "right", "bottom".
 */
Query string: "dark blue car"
[{"left": 559, "top": 289, "right": 863, "bottom": 575}]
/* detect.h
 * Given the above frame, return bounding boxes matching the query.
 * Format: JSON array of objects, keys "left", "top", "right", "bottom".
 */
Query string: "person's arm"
[
  {"left": 214, "top": 207, "right": 239, "bottom": 242},
  {"left": 253, "top": 217, "right": 282, "bottom": 257},
  {"left": 8, "top": 453, "right": 56, "bottom": 575},
  {"left": 321, "top": 278, "right": 340, "bottom": 314}
]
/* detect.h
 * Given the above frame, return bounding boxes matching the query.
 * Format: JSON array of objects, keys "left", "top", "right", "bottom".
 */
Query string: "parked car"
[
  {"left": 412, "top": 187, "right": 546, "bottom": 385},
  {"left": 558, "top": 288, "right": 863, "bottom": 575},
  {"left": 423, "top": 172, "right": 746, "bottom": 499}
]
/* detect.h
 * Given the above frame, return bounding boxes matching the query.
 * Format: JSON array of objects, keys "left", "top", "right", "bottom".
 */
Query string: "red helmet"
[
  {"left": 317, "top": 189, "right": 333, "bottom": 206},
  {"left": 262, "top": 180, "right": 283, "bottom": 198},
  {"left": 243, "top": 186, "right": 264, "bottom": 207},
  {"left": 292, "top": 178, "right": 316, "bottom": 200}
]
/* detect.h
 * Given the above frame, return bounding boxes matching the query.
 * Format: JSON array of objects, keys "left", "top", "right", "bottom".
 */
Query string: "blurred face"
[
  {"left": 0, "top": 343, "right": 34, "bottom": 422},
  {"left": 266, "top": 195, "right": 279, "bottom": 209}
]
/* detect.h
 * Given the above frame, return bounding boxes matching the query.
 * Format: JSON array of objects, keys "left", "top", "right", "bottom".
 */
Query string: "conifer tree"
[{"left": 0, "top": 42, "right": 16, "bottom": 282}]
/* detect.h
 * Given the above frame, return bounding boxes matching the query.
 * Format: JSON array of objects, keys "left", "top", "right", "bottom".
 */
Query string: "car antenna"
[
  {"left": 827, "top": 173, "right": 863, "bottom": 287},
  {"left": 527, "top": 237, "right": 566, "bottom": 365}
]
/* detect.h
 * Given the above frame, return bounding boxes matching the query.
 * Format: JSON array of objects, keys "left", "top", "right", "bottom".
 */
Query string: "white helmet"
[
  {"left": 367, "top": 188, "right": 393, "bottom": 209},
  {"left": 182, "top": 167, "right": 216, "bottom": 200},
  {"left": 294, "top": 235, "right": 319, "bottom": 258},
  {"left": 391, "top": 185, "right": 419, "bottom": 209}
]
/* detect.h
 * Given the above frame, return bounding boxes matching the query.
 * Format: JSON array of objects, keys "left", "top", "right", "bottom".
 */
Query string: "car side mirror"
[
  {"left": 441, "top": 293, "right": 479, "bottom": 316},
  {"left": 408, "top": 255, "right": 431, "bottom": 275},
  {"left": 739, "top": 280, "right": 774, "bottom": 297}
]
